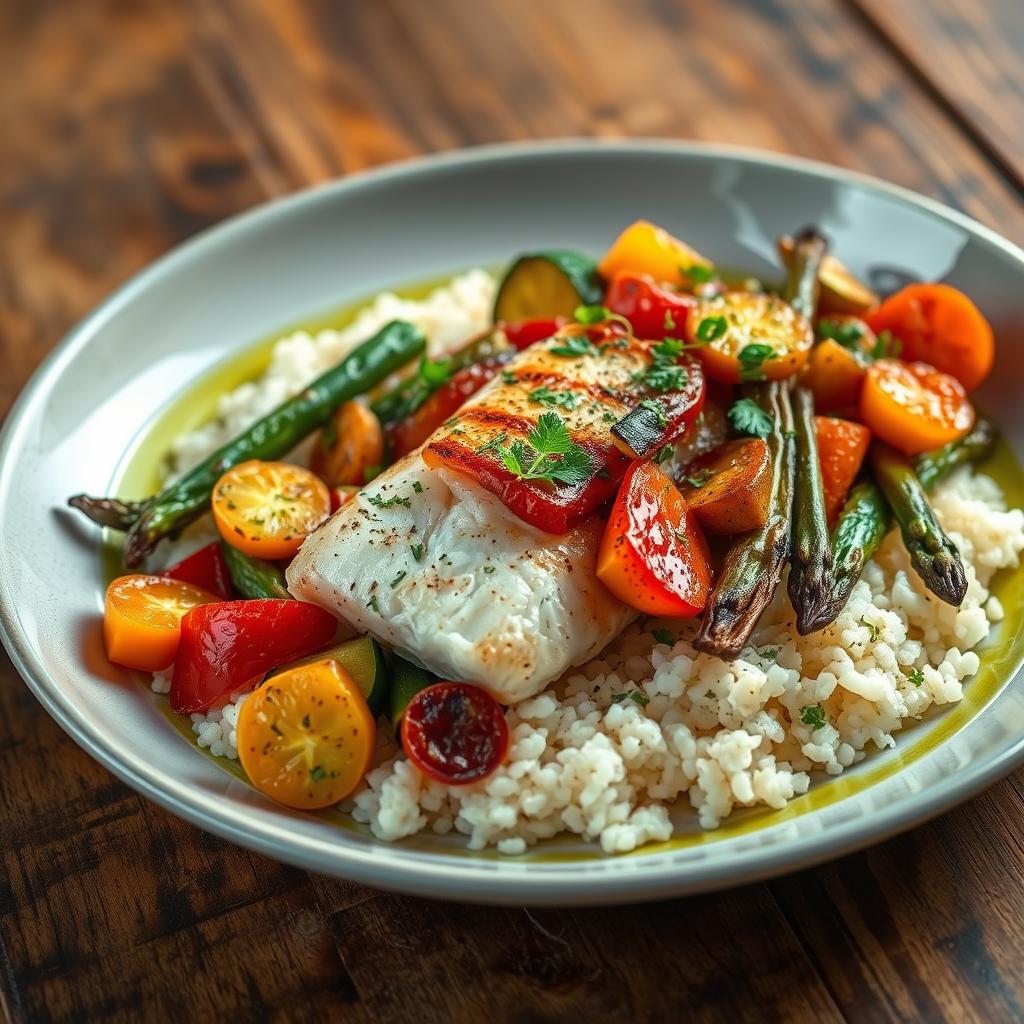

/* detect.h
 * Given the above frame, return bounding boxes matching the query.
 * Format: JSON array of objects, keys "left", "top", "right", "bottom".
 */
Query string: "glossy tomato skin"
[
  {"left": 400, "top": 682, "right": 509, "bottom": 785},
  {"left": 596, "top": 460, "right": 713, "bottom": 616},
  {"left": 604, "top": 271, "right": 695, "bottom": 340},
  {"left": 503, "top": 318, "right": 565, "bottom": 351},
  {"left": 170, "top": 599, "right": 338, "bottom": 714},
  {"left": 166, "top": 542, "right": 234, "bottom": 600},
  {"left": 389, "top": 356, "right": 511, "bottom": 459}
]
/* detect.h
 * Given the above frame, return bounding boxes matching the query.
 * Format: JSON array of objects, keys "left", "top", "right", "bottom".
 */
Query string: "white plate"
[{"left": 4, "top": 140, "right": 1024, "bottom": 905}]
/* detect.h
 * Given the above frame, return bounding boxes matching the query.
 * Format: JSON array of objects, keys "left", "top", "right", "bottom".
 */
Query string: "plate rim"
[{"left": 4, "top": 137, "right": 1024, "bottom": 905}]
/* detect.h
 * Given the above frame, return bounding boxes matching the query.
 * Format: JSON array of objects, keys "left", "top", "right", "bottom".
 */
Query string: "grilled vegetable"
[
  {"left": 310, "top": 400, "right": 385, "bottom": 487},
  {"left": 676, "top": 438, "right": 772, "bottom": 535},
  {"left": 70, "top": 320, "right": 426, "bottom": 567},
  {"left": 687, "top": 228, "right": 827, "bottom": 385},
  {"left": 165, "top": 541, "right": 234, "bottom": 600},
  {"left": 778, "top": 235, "right": 878, "bottom": 316},
  {"left": 170, "top": 599, "right": 338, "bottom": 714},
  {"left": 788, "top": 388, "right": 834, "bottom": 635},
  {"left": 914, "top": 418, "right": 996, "bottom": 490},
  {"left": 220, "top": 543, "right": 290, "bottom": 600},
  {"left": 596, "top": 459, "right": 713, "bottom": 616},
  {"left": 237, "top": 659, "right": 375, "bottom": 810},
  {"left": 871, "top": 441, "right": 968, "bottom": 606},
  {"left": 860, "top": 359, "right": 974, "bottom": 455},
  {"left": 493, "top": 250, "right": 603, "bottom": 323},
  {"left": 806, "top": 482, "right": 892, "bottom": 633},
  {"left": 598, "top": 220, "right": 711, "bottom": 286},
  {"left": 815, "top": 417, "right": 871, "bottom": 523},
  {"left": 865, "top": 283, "right": 994, "bottom": 391},
  {"left": 801, "top": 317, "right": 876, "bottom": 411},
  {"left": 388, "top": 656, "right": 437, "bottom": 733},
  {"left": 104, "top": 574, "right": 219, "bottom": 672},
  {"left": 370, "top": 327, "right": 510, "bottom": 427},
  {"left": 274, "top": 635, "right": 388, "bottom": 717},
  {"left": 604, "top": 271, "right": 696, "bottom": 340},
  {"left": 695, "top": 381, "right": 796, "bottom": 659},
  {"left": 401, "top": 682, "right": 509, "bottom": 785},
  {"left": 212, "top": 460, "right": 331, "bottom": 560}
]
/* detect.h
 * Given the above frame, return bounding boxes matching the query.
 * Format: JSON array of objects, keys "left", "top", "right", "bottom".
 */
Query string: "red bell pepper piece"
[
  {"left": 389, "top": 355, "right": 510, "bottom": 458},
  {"left": 605, "top": 271, "right": 695, "bottom": 340},
  {"left": 502, "top": 318, "right": 566, "bottom": 351},
  {"left": 170, "top": 600, "right": 338, "bottom": 713},
  {"left": 166, "top": 542, "right": 233, "bottom": 600}
]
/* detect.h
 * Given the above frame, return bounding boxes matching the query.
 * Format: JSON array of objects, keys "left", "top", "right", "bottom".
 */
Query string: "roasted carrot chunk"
[
  {"left": 676, "top": 438, "right": 772, "bottom": 535},
  {"left": 814, "top": 417, "right": 871, "bottom": 524}
]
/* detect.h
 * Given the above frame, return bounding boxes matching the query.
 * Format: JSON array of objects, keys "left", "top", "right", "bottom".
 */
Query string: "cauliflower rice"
[{"left": 159, "top": 271, "right": 1024, "bottom": 855}]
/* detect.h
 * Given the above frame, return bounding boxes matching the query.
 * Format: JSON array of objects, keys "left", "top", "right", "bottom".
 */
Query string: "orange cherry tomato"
[
  {"left": 688, "top": 293, "right": 813, "bottom": 384},
  {"left": 865, "top": 283, "right": 994, "bottom": 391},
  {"left": 236, "top": 659, "right": 375, "bottom": 810},
  {"left": 104, "top": 574, "right": 218, "bottom": 672},
  {"left": 310, "top": 401, "right": 385, "bottom": 487},
  {"left": 598, "top": 220, "right": 711, "bottom": 286},
  {"left": 212, "top": 460, "right": 331, "bottom": 560},
  {"left": 596, "top": 460, "right": 713, "bottom": 616},
  {"left": 814, "top": 417, "right": 871, "bottom": 523},
  {"left": 859, "top": 359, "right": 974, "bottom": 456}
]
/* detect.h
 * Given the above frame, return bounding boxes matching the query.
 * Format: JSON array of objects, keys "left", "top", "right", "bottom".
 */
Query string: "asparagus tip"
[
  {"left": 67, "top": 494, "right": 143, "bottom": 531},
  {"left": 918, "top": 551, "right": 969, "bottom": 607}
]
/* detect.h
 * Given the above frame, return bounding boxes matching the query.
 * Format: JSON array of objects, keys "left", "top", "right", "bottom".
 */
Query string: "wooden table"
[{"left": 3, "top": 1, "right": 1024, "bottom": 1020}]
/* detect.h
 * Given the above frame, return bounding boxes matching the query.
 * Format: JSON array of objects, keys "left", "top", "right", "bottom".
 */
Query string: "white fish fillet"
[{"left": 286, "top": 455, "right": 633, "bottom": 703}]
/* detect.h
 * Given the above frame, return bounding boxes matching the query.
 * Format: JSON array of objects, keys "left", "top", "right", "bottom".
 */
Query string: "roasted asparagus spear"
[
  {"left": 695, "top": 381, "right": 796, "bottom": 659},
  {"left": 871, "top": 441, "right": 968, "bottom": 606},
  {"left": 914, "top": 418, "right": 995, "bottom": 490},
  {"left": 69, "top": 320, "right": 426, "bottom": 567}
]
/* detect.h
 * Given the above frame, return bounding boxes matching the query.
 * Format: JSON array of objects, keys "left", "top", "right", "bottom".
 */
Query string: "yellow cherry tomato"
[
  {"left": 236, "top": 659, "right": 376, "bottom": 810},
  {"left": 212, "top": 460, "right": 330, "bottom": 560}
]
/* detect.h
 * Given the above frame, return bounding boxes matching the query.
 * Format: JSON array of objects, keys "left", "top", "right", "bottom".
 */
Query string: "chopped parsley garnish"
[
  {"left": 861, "top": 618, "right": 880, "bottom": 642},
  {"left": 418, "top": 356, "right": 454, "bottom": 387},
  {"left": 573, "top": 304, "right": 611, "bottom": 325},
  {"left": 492, "top": 411, "right": 594, "bottom": 486},
  {"left": 737, "top": 343, "right": 775, "bottom": 381},
  {"left": 475, "top": 431, "right": 509, "bottom": 455},
  {"left": 760, "top": 647, "right": 780, "bottom": 660},
  {"left": 483, "top": 565, "right": 496, "bottom": 574},
  {"left": 656, "top": 444, "right": 674, "bottom": 465},
  {"left": 905, "top": 667, "right": 925, "bottom": 687},
  {"left": 818, "top": 318, "right": 864, "bottom": 349},
  {"left": 501, "top": 369, "right": 517, "bottom": 385},
  {"left": 683, "top": 468, "right": 714, "bottom": 488},
  {"left": 410, "top": 542, "right": 424, "bottom": 561},
  {"left": 727, "top": 397, "right": 773, "bottom": 439},
  {"left": 611, "top": 690, "right": 650, "bottom": 708},
  {"left": 366, "top": 595, "right": 380, "bottom": 613},
  {"left": 529, "top": 386, "right": 580, "bottom": 411},
  {"left": 390, "top": 570, "right": 407, "bottom": 588},
  {"left": 310, "top": 765, "right": 327, "bottom": 782},
  {"left": 696, "top": 315, "right": 728, "bottom": 342},
  {"left": 551, "top": 335, "right": 600, "bottom": 358},
  {"left": 635, "top": 337, "right": 690, "bottom": 393},
  {"left": 652, "top": 628, "right": 674, "bottom": 645},
  {"left": 799, "top": 704, "right": 828, "bottom": 730},
  {"left": 412, "top": 480, "right": 423, "bottom": 493},
  {"left": 684, "top": 263, "right": 715, "bottom": 285},
  {"left": 639, "top": 398, "right": 668, "bottom": 429},
  {"left": 663, "top": 309, "right": 677, "bottom": 331},
  {"left": 874, "top": 329, "right": 902, "bottom": 360},
  {"left": 367, "top": 492, "right": 412, "bottom": 510}
]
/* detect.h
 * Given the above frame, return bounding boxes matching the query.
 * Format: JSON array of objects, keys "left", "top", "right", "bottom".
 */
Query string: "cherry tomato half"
[{"left": 401, "top": 682, "right": 509, "bottom": 785}]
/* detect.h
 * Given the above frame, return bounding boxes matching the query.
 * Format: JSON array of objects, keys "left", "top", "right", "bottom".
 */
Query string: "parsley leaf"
[
  {"left": 529, "top": 386, "right": 580, "bottom": 410},
  {"left": 652, "top": 338, "right": 685, "bottom": 361},
  {"left": 390, "top": 570, "right": 407, "bottom": 588},
  {"left": 684, "top": 263, "right": 715, "bottom": 285},
  {"left": 418, "top": 356, "right": 454, "bottom": 388},
  {"left": 492, "top": 411, "right": 594, "bottom": 487},
  {"left": 818, "top": 318, "right": 864, "bottom": 350},
  {"left": 475, "top": 431, "right": 509, "bottom": 455},
  {"left": 652, "top": 628, "right": 674, "bottom": 645},
  {"left": 611, "top": 690, "right": 650, "bottom": 708},
  {"left": 799, "top": 704, "right": 828, "bottom": 730},
  {"left": 663, "top": 309, "right": 677, "bottom": 331},
  {"left": 727, "top": 397, "right": 773, "bottom": 439},
  {"left": 483, "top": 565, "right": 496, "bottom": 574},
  {"left": 574, "top": 304, "right": 611, "bottom": 325},
  {"left": 410, "top": 542, "right": 424, "bottom": 561},
  {"left": 738, "top": 343, "right": 775, "bottom": 381},
  {"left": 367, "top": 492, "right": 412, "bottom": 510},
  {"left": 683, "top": 468, "right": 714, "bottom": 488},
  {"left": 412, "top": 480, "right": 423, "bottom": 493},
  {"left": 696, "top": 315, "right": 728, "bottom": 342},
  {"left": 551, "top": 335, "right": 599, "bottom": 358},
  {"left": 655, "top": 443, "right": 674, "bottom": 464},
  {"left": 634, "top": 337, "right": 691, "bottom": 393},
  {"left": 861, "top": 618, "right": 880, "bottom": 642},
  {"left": 874, "top": 329, "right": 902, "bottom": 360},
  {"left": 501, "top": 369, "right": 517, "bottom": 385},
  {"left": 905, "top": 667, "right": 925, "bottom": 687},
  {"left": 639, "top": 398, "right": 668, "bottom": 429}
]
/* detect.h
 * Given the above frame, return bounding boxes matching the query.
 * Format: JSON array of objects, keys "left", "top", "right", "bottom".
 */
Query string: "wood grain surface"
[{"left": 2, "top": 1, "right": 1024, "bottom": 1021}]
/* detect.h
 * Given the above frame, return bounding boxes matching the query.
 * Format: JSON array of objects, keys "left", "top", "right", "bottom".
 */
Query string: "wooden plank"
[
  {"left": 2, "top": 0, "right": 1024, "bottom": 1021},
  {"left": 850, "top": 0, "right": 1024, "bottom": 195}
]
